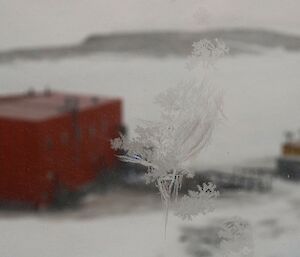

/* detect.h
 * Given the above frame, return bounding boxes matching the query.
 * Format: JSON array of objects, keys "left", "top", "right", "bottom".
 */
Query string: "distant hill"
[{"left": 1, "top": 28, "right": 300, "bottom": 63}]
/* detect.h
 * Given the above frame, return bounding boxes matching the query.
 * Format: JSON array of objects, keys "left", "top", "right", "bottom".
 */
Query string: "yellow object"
[{"left": 282, "top": 143, "right": 300, "bottom": 156}]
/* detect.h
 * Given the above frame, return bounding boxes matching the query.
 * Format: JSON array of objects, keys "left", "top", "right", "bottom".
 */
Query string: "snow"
[
  {"left": 1, "top": 0, "right": 300, "bottom": 50},
  {"left": 0, "top": 49, "right": 299, "bottom": 168},
  {"left": 0, "top": 180, "right": 300, "bottom": 257},
  {"left": 0, "top": 44, "right": 299, "bottom": 256}
]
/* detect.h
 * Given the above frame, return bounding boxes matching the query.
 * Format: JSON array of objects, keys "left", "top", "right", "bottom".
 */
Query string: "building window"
[
  {"left": 75, "top": 127, "right": 81, "bottom": 141},
  {"left": 88, "top": 126, "right": 97, "bottom": 138},
  {"left": 45, "top": 136, "right": 53, "bottom": 150},
  {"left": 100, "top": 121, "right": 108, "bottom": 134},
  {"left": 46, "top": 171, "right": 55, "bottom": 181},
  {"left": 60, "top": 131, "right": 69, "bottom": 145}
]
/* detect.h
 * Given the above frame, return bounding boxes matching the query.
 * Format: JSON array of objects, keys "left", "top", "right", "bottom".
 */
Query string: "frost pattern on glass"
[
  {"left": 218, "top": 217, "right": 254, "bottom": 257},
  {"left": 111, "top": 79, "right": 223, "bottom": 229},
  {"left": 186, "top": 39, "right": 229, "bottom": 70},
  {"left": 193, "top": 7, "right": 210, "bottom": 25},
  {"left": 174, "top": 182, "right": 219, "bottom": 220}
]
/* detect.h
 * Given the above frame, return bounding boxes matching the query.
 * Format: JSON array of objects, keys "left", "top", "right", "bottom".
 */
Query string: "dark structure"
[{"left": 277, "top": 131, "right": 300, "bottom": 180}]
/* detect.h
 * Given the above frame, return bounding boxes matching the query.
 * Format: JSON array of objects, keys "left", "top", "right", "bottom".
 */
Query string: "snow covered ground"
[{"left": 0, "top": 180, "right": 300, "bottom": 257}]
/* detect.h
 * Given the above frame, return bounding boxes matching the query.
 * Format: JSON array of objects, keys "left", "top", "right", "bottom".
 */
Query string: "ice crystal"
[
  {"left": 111, "top": 79, "right": 223, "bottom": 184},
  {"left": 186, "top": 39, "right": 229, "bottom": 70},
  {"left": 193, "top": 7, "right": 210, "bottom": 25},
  {"left": 218, "top": 217, "right": 254, "bottom": 257},
  {"left": 174, "top": 182, "right": 219, "bottom": 220},
  {"left": 111, "top": 78, "right": 223, "bottom": 230}
]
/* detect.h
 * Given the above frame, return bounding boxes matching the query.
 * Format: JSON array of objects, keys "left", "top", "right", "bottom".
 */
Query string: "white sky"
[{"left": 1, "top": 0, "right": 300, "bottom": 50}]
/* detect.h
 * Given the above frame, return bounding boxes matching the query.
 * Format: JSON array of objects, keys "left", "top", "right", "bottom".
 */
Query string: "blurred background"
[{"left": 0, "top": 0, "right": 299, "bottom": 257}]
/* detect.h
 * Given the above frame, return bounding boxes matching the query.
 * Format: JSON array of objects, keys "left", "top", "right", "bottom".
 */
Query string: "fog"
[
  {"left": 1, "top": 0, "right": 300, "bottom": 50},
  {"left": 0, "top": 1, "right": 300, "bottom": 257}
]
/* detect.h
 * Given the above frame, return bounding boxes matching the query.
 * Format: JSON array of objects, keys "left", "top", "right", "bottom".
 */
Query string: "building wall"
[
  {"left": 0, "top": 118, "right": 50, "bottom": 205},
  {"left": 0, "top": 99, "right": 122, "bottom": 206}
]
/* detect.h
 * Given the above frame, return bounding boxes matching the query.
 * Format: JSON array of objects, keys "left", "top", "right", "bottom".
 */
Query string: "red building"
[{"left": 0, "top": 90, "right": 122, "bottom": 207}]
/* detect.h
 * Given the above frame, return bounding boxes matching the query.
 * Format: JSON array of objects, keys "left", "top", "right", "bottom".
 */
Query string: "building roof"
[{"left": 0, "top": 90, "right": 118, "bottom": 121}]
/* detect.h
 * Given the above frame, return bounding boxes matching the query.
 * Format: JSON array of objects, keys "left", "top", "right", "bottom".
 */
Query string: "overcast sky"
[{"left": 1, "top": 0, "right": 300, "bottom": 50}]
